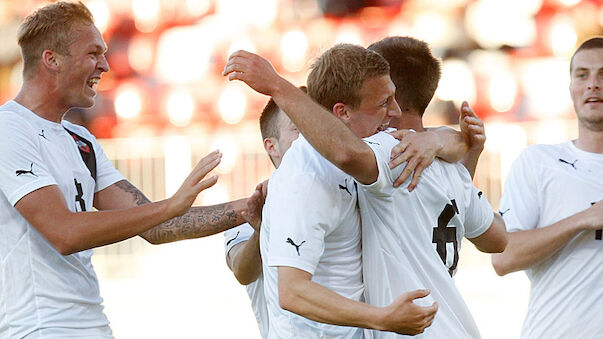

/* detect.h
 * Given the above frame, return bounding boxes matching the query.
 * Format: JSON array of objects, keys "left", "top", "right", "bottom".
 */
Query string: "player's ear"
[
  {"left": 264, "top": 137, "right": 279, "bottom": 161},
  {"left": 41, "top": 50, "right": 60, "bottom": 72},
  {"left": 333, "top": 102, "right": 351, "bottom": 123}
]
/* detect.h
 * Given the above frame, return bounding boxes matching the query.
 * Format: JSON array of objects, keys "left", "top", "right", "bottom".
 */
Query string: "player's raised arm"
[{"left": 223, "top": 49, "right": 379, "bottom": 185}]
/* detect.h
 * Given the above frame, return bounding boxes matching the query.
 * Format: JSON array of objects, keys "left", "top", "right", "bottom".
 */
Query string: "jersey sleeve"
[
  {"left": 224, "top": 223, "right": 255, "bottom": 255},
  {"left": 87, "top": 131, "right": 124, "bottom": 192},
  {"left": 464, "top": 185, "right": 495, "bottom": 238},
  {"left": 0, "top": 113, "right": 57, "bottom": 206},
  {"left": 265, "top": 172, "right": 334, "bottom": 275},
  {"left": 499, "top": 148, "right": 540, "bottom": 232},
  {"left": 359, "top": 131, "right": 405, "bottom": 196}
]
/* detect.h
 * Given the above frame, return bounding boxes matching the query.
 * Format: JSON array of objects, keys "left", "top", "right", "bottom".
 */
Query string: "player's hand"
[
  {"left": 460, "top": 101, "right": 485, "bottom": 154},
  {"left": 580, "top": 200, "right": 603, "bottom": 231},
  {"left": 223, "top": 50, "right": 283, "bottom": 96},
  {"left": 167, "top": 151, "right": 221, "bottom": 217},
  {"left": 380, "top": 289, "right": 438, "bottom": 335},
  {"left": 243, "top": 180, "right": 268, "bottom": 233},
  {"left": 388, "top": 130, "right": 443, "bottom": 191}
]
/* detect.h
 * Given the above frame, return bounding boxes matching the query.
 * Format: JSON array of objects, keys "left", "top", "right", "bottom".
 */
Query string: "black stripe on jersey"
[
  {"left": 64, "top": 127, "right": 97, "bottom": 181},
  {"left": 226, "top": 231, "right": 241, "bottom": 246}
]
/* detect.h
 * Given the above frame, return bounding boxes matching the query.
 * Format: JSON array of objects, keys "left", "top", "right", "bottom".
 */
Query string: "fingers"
[
  {"left": 388, "top": 129, "right": 412, "bottom": 141},
  {"left": 189, "top": 151, "right": 222, "bottom": 183},
  {"left": 393, "top": 158, "right": 416, "bottom": 188},
  {"left": 195, "top": 174, "right": 219, "bottom": 193},
  {"left": 407, "top": 161, "right": 427, "bottom": 192},
  {"left": 407, "top": 289, "right": 431, "bottom": 301}
]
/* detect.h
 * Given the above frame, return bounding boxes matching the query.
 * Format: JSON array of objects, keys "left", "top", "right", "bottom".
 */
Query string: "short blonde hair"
[
  {"left": 307, "top": 43, "right": 390, "bottom": 110},
  {"left": 18, "top": 1, "right": 94, "bottom": 76}
]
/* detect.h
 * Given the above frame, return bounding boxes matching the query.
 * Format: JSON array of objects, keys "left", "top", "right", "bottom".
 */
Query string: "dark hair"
[
  {"left": 368, "top": 36, "right": 441, "bottom": 116},
  {"left": 570, "top": 37, "right": 603, "bottom": 73},
  {"left": 18, "top": 1, "right": 94, "bottom": 77},
  {"left": 307, "top": 43, "right": 390, "bottom": 111}
]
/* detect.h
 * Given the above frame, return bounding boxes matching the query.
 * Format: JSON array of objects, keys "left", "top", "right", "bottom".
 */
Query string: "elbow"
[
  {"left": 486, "top": 237, "right": 508, "bottom": 254},
  {"left": 491, "top": 254, "right": 510, "bottom": 276},
  {"left": 53, "top": 237, "right": 79, "bottom": 256},
  {"left": 234, "top": 271, "right": 258, "bottom": 286}
]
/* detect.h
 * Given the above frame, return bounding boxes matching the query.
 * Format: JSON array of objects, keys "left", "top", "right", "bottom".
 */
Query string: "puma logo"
[
  {"left": 286, "top": 237, "right": 306, "bottom": 256},
  {"left": 339, "top": 179, "right": 351, "bottom": 196},
  {"left": 558, "top": 158, "right": 577, "bottom": 170},
  {"left": 16, "top": 163, "right": 38, "bottom": 177},
  {"left": 226, "top": 231, "right": 240, "bottom": 246},
  {"left": 498, "top": 208, "right": 510, "bottom": 217},
  {"left": 38, "top": 130, "right": 47, "bottom": 140},
  {"left": 478, "top": 191, "right": 483, "bottom": 199},
  {"left": 365, "top": 140, "right": 380, "bottom": 145}
]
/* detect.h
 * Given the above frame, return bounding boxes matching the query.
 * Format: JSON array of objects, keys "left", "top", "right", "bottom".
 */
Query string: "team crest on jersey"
[{"left": 70, "top": 134, "right": 91, "bottom": 153}]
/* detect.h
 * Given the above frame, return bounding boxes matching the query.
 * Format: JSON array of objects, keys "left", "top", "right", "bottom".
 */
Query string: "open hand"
[{"left": 167, "top": 150, "right": 221, "bottom": 217}]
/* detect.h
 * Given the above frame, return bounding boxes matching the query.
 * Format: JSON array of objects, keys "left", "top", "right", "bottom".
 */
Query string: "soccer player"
[
  {"left": 224, "top": 91, "right": 303, "bottom": 338},
  {"left": 224, "top": 42, "right": 506, "bottom": 338},
  {"left": 361, "top": 36, "right": 507, "bottom": 338},
  {"left": 491, "top": 37, "right": 603, "bottom": 338},
  {"left": 0, "top": 2, "right": 247, "bottom": 337}
]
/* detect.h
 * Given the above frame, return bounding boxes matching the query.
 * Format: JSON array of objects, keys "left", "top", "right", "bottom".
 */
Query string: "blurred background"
[{"left": 1, "top": 0, "right": 601, "bottom": 338}]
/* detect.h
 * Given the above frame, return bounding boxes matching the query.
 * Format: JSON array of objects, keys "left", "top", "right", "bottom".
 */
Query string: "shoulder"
[{"left": 0, "top": 108, "right": 34, "bottom": 134}]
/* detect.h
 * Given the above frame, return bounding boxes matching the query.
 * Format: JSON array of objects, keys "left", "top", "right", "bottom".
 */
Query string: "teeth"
[
  {"left": 586, "top": 98, "right": 602, "bottom": 103},
  {"left": 88, "top": 78, "right": 99, "bottom": 85}
]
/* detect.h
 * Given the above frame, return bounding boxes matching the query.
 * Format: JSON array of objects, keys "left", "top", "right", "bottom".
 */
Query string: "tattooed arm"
[{"left": 94, "top": 180, "right": 247, "bottom": 244}]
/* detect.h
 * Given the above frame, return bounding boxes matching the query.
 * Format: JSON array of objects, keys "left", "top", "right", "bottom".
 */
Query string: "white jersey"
[
  {"left": 261, "top": 135, "right": 363, "bottom": 339},
  {"left": 0, "top": 101, "right": 124, "bottom": 338},
  {"left": 360, "top": 131, "right": 493, "bottom": 339},
  {"left": 224, "top": 223, "right": 269, "bottom": 338},
  {"left": 499, "top": 141, "right": 603, "bottom": 339}
]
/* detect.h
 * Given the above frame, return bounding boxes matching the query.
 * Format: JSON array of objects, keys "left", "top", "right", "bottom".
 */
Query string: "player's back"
[{"left": 359, "top": 131, "right": 492, "bottom": 339}]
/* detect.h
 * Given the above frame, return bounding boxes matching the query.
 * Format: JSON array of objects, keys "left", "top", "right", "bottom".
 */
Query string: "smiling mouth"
[
  {"left": 87, "top": 78, "right": 99, "bottom": 90},
  {"left": 584, "top": 97, "right": 603, "bottom": 104}
]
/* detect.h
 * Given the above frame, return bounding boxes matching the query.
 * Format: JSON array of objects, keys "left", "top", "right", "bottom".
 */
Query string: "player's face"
[
  {"left": 570, "top": 48, "right": 603, "bottom": 131},
  {"left": 273, "top": 111, "right": 299, "bottom": 166},
  {"left": 346, "top": 74, "right": 401, "bottom": 138},
  {"left": 57, "top": 23, "right": 109, "bottom": 109}
]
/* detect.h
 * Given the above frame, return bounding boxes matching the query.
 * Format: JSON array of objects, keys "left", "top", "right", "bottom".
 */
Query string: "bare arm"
[
  {"left": 278, "top": 267, "right": 437, "bottom": 335},
  {"left": 94, "top": 180, "right": 247, "bottom": 244},
  {"left": 15, "top": 151, "right": 221, "bottom": 255},
  {"left": 491, "top": 200, "right": 603, "bottom": 276},
  {"left": 468, "top": 212, "right": 507, "bottom": 253},
  {"left": 227, "top": 233, "right": 262, "bottom": 285},
  {"left": 223, "top": 50, "right": 378, "bottom": 184},
  {"left": 225, "top": 182, "right": 266, "bottom": 285}
]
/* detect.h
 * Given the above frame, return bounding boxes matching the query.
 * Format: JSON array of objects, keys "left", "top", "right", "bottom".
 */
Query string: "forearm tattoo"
[{"left": 115, "top": 180, "right": 243, "bottom": 244}]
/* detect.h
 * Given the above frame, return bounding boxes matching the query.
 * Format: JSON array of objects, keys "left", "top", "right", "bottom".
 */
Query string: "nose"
[
  {"left": 390, "top": 98, "right": 402, "bottom": 118},
  {"left": 98, "top": 54, "right": 110, "bottom": 73},
  {"left": 587, "top": 74, "right": 601, "bottom": 90}
]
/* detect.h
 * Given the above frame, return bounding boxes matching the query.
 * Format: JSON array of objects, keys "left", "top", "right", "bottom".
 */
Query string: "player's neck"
[
  {"left": 392, "top": 113, "right": 424, "bottom": 132},
  {"left": 14, "top": 81, "right": 66, "bottom": 123},
  {"left": 574, "top": 122, "right": 603, "bottom": 153}
]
